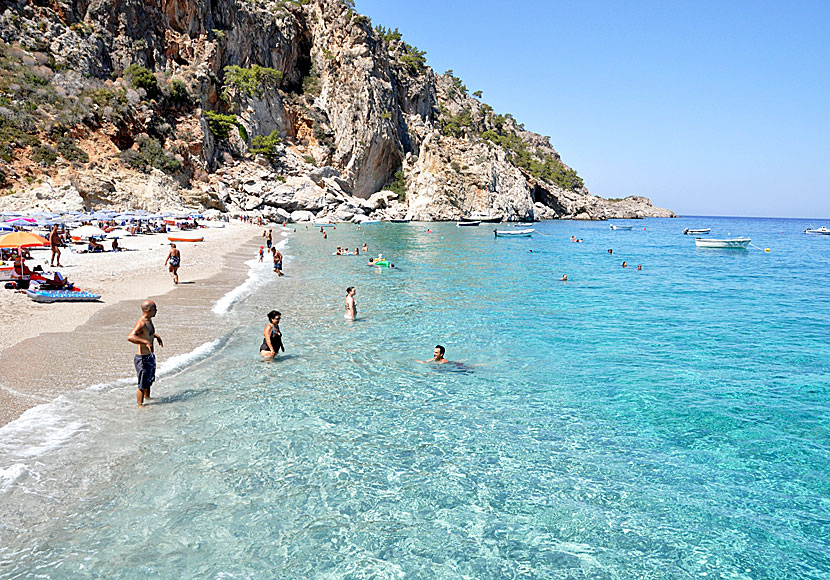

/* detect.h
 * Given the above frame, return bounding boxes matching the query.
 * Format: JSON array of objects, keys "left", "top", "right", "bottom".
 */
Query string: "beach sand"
[{"left": 0, "top": 221, "right": 265, "bottom": 427}]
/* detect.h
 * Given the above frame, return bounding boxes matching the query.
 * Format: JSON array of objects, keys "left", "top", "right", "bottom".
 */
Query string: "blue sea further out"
[{"left": 0, "top": 216, "right": 829, "bottom": 579}]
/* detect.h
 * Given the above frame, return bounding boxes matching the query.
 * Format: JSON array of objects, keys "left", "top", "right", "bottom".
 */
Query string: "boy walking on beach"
[{"left": 127, "top": 300, "right": 163, "bottom": 407}]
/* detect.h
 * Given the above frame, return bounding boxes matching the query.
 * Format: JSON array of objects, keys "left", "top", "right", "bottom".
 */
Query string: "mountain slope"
[{"left": 0, "top": 0, "right": 674, "bottom": 219}]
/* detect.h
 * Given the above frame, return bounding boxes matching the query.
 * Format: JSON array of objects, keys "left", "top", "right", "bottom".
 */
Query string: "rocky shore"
[{"left": 0, "top": 0, "right": 675, "bottom": 221}]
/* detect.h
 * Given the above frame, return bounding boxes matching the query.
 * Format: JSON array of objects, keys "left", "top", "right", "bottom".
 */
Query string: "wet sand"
[{"left": 0, "top": 226, "right": 264, "bottom": 426}]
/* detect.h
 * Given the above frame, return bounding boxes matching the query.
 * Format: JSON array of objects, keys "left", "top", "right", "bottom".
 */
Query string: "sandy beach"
[{"left": 0, "top": 221, "right": 264, "bottom": 427}]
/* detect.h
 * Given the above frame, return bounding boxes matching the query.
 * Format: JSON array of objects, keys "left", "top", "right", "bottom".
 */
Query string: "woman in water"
[
  {"left": 260, "top": 310, "right": 284, "bottom": 358},
  {"left": 344, "top": 287, "right": 357, "bottom": 320}
]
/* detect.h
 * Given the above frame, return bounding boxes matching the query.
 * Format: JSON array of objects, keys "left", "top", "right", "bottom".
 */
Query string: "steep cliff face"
[{"left": 0, "top": 0, "right": 675, "bottom": 219}]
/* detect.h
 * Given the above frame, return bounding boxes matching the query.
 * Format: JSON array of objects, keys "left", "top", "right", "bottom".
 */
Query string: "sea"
[{"left": 1, "top": 216, "right": 829, "bottom": 579}]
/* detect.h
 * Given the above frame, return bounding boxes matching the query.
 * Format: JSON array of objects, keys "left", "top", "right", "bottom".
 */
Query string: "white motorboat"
[
  {"left": 457, "top": 221, "right": 480, "bottom": 227},
  {"left": 389, "top": 219, "right": 411, "bottom": 223},
  {"left": 609, "top": 224, "right": 633, "bottom": 230},
  {"left": 694, "top": 237, "right": 751, "bottom": 249},
  {"left": 461, "top": 211, "right": 502, "bottom": 223},
  {"left": 361, "top": 220, "right": 381, "bottom": 225},
  {"left": 684, "top": 228, "right": 711, "bottom": 235},
  {"left": 494, "top": 228, "right": 534, "bottom": 237},
  {"left": 805, "top": 226, "right": 830, "bottom": 235}
]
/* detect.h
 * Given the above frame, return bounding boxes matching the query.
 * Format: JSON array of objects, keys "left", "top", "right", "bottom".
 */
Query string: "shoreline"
[{"left": 0, "top": 222, "right": 266, "bottom": 427}]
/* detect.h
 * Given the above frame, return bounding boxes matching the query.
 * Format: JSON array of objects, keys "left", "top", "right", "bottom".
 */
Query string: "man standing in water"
[
  {"left": 417, "top": 345, "right": 449, "bottom": 364},
  {"left": 344, "top": 286, "right": 357, "bottom": 320},
  {"left": 165, "top": 244, "right": 181, "bottom": 284},
  {"left": 127, "top": 300, "right": 163, "bottom": 407},
  {"left": 272, "top": 247, "right": 284, "bottom": 276}
]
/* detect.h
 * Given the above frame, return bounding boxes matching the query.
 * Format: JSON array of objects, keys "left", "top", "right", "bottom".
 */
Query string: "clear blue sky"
[{"left": 355, "top": 0, "right": 830, "bottom": 218}]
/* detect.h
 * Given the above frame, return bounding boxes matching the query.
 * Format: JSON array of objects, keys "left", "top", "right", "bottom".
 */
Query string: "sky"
[{"left": 355, "top": 0, "right": 830, "bottom": 218}]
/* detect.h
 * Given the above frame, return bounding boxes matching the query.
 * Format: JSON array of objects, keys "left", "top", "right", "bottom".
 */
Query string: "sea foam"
[{"left": 212, "top": 238, "right": 287, "bottom": 315}]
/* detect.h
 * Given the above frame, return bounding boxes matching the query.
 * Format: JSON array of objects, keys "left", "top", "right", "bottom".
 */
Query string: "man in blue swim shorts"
[{"left": 127, "top": 300, "right": 163, "bottom": 407}]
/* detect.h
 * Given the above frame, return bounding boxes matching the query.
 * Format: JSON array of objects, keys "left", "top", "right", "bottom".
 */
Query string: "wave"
[
  {"left": 212, "top": 238, "right": 288, "bottom": 315},
  {"left": 0, "top": 333, "right": 231, "bottom": 481}
]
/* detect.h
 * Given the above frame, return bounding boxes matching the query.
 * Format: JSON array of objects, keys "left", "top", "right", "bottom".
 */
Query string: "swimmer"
[
  {"left": 608, "top": 249, "right": 613, "bottom": 254},
  {"left": 362, "top": 243, "right": 367, "bottom": 253},
  {"left": 622, "top": 261, "right": 627, "bottom": 268},
  {"left": 637, "top": 264, "right": 642, "bottom": 270},
  {"left": 344, "top": 286, "right": 357, "bottom": 320},
  {"left": 259, "top": 310, "right": 284, "bottom": 358},
  {"left": 560, "top": 274, "right": 567, "bottom": 281},
  {"left": 417, "top": 345, "right": 449, "bottom": 364},
  {"left": 355, "top": 248, "right": 360, "bottom": 255},
  {"left": 368, "top": 258, "right": 374, "bottom": 265}
]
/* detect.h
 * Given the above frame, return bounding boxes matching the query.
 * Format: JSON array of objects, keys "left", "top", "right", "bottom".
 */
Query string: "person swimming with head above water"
[
  {"left": 260, "top": 310, "right": 284, "bottom": 358},
  {"left": 417, "top": 345, "right": 449, "bottom": 364}
]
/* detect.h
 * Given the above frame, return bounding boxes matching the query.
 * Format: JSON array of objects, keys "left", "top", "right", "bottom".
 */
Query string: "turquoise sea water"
[{"left": 1, "top": 217, "right": 829, "bottom": 579}]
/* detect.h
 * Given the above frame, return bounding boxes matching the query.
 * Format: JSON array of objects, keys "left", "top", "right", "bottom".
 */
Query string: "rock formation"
[{"left": 0, "top": 0, "right": 675, "bottom": 220}]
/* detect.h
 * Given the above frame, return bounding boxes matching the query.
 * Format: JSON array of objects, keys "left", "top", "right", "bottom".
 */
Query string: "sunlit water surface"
[{"left": 1, "top": 217, "right": 829, "bottom": 579}]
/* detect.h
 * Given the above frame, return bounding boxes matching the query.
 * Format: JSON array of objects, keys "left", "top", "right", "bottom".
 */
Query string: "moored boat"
[
  {"left": 461, "top": 212, "right": 502, "bottom": 223},
  {"left": 684, "top": 228, "right": 711, "bottom": 235},
  {"left": 805, "top": 226, "right": 830, "bottom": 235},
  {"left": 389, "top": 219, "right": 411, "bottom": 223},
  {"left": 494, "top": 228, "right": 534, "bottom": 237},
  {"left": 456, "top": 221, "right": 480, "bottom": 227},
  {"left": 167, "top": 235, "right": 204, "bottom": 242},
  {"left": 609, "top": 224, "right": 633, "bottom": 230},
  {"left": 694, "top": 237, "right": 751, "bottom": 249}
]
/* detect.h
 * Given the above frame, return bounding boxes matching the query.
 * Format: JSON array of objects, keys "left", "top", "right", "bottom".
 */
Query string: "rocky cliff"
[{"left": 0, "top": 0, "right": 675, "bottom": 220}]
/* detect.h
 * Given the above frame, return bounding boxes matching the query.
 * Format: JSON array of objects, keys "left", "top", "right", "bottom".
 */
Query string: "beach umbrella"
[
  {"left": 71, "top": 225, "right": 107, "bottom": 238},
  {"left": 0, "top": 231, "right": 50, "bottom": 248},
  {"left": 5, "top": 217, "right": 36, "bottom": 226},
  {"left": 106, "top": 229, "right": 133, "bottom": 238}
]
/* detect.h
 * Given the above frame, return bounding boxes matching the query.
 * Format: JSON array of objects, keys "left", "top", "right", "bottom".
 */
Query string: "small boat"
[
  {"left": 167, "top": 236, "right": 204, "bottom": 242},
  {"left": 457, "top": 221, "right": 480, "bottom": 227},
  {"left": 513, "top": 222, "right": 533, "bottom": 227},
  {"left": 609, "top": 224, "right": 633, "bottom": 230},
  {"left": 361, "top": 220, "right": 381, "bottom": 225},
  {"left": 26, "top": 288, "right": 101, "bottom": 303},
  {"left": 494, "top": 228, "right": 534, "bottom": 237},
  {"left": 389, "top": 219, "right": 411, "bottom": 223},
  {"left": 461, "top": 212, "right": 502, "bottom": 223},
  {"left": 804, "top": 226, "right": 830, "bottom": 235},
  {"left": 684, "top": 228, "right": 711, "bottom": 235},
  {"left": 694, "top": 237, "right": 751, "bottom": 249},
  {"left": 312, "top": 222, "right": 335, "bottom": 227}
]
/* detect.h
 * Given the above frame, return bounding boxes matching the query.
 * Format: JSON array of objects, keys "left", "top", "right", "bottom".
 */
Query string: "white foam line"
[
  {"left": 212, "top": 238, "right": 288, "bottom": 315},
  {"left": 0, "top": 334, "right": 232, "bottom": 469}
]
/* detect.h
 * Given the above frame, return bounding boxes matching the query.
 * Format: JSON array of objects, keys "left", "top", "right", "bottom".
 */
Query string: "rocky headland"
[{"left": 0, "top": 0, "right": 675, "bottom": 221}]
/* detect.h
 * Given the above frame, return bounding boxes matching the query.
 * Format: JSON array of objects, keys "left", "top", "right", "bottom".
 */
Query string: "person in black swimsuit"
[
  {"left": 260, "top": 310, "right": 284, "bottom": 358},
  {"left": 165, "top": 244, "right": 181, "bottom": 284}
]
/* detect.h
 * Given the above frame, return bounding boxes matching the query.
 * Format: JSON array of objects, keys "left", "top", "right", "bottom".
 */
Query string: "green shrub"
[
  {"left": 385, "top": 169, "right": 406, "bottom": 200},
  {"left": 249, "top": 130, "right": 282, "bottom": 160},
  {"left": 31, "top": 144, "right": 58, "bottom": 165},
  {"left": 121, "top": 135, "right": 181, "bottom": 174},
  {"left": 124, "top": 64, "right": 160, "bottom": 100},
  {"left": 376, "top": 26, "right": 402, "bottom": 44},
  {"left": 301, "top": 64, "right": 321, "bottom": 97},
  {"left": 57, "top": 136, "right": 89, "bottom": 162},
  {"left": 302, "top": 154, "right": 316, "bottom": 166},
  {"left": 204, "top": 111, "right": 240, "bottom": 141},
  {"left": 222, "top": 65, "right": 283, "bottom": 100},
  {"left": 473, "top": 90, "right": 482, "bottom": 98},
  {"left": 166, "top": 78, "right": 190, "bottom": 107}
]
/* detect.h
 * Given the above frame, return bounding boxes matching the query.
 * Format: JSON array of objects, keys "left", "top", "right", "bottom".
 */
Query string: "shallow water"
[{"left": 1, "top": 217, "right": 829, "bottom": 579}]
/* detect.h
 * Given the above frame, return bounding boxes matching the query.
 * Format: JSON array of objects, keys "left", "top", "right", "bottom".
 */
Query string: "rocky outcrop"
[{"left": 0, "top": 0, "right": 675, "bottom": 221}]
